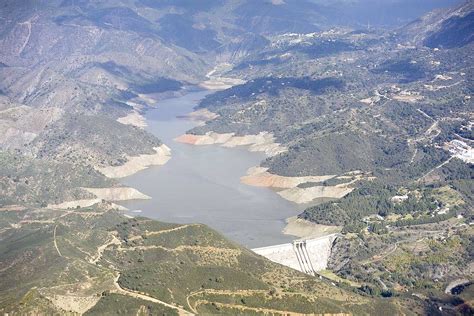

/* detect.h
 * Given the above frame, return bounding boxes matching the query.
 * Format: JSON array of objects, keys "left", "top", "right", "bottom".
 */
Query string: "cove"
[{"left": 119, "top": 89, "right": 301, "bottom": 248}]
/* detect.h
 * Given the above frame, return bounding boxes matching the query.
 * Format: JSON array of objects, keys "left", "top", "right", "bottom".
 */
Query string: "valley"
[
  {"left": 0, "top": 0, "right": 472, "bottom": 314},
  {"left": 118, "top": 90, "right": 303, "bottom": 248}
]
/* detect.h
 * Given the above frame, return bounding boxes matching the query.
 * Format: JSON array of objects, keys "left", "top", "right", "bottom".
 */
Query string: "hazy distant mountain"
[
  {"left": 403, "top": 0, "right": 474, "bottom": 48},
  {"left": 309, "top": 0, "right": 464, "bottom": 27}
]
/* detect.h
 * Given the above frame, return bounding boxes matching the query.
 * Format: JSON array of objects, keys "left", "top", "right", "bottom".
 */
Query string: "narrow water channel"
[{"left": 119, "top": 89, "right": 301, "bottom": 248}]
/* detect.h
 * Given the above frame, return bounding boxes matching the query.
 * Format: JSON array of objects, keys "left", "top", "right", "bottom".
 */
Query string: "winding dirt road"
[{"left": 112, "top": 274, "right": 193, "bottom": 316}]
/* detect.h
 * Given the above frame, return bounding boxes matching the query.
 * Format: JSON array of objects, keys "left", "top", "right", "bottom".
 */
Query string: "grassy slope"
[{"left": 0, "top": 205, "right": 421, "bottom": 315}]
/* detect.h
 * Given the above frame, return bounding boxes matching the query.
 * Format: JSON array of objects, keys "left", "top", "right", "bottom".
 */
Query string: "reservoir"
[{"left": 119, "top": 89, "right": 301, "bottom": 248}]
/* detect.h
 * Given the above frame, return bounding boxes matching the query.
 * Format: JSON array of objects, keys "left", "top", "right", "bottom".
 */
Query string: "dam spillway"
[{"left": 252, "top": 234, "right": 339, "bottom": 275}]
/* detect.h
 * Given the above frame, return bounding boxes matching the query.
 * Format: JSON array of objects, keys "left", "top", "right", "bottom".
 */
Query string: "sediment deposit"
[
  {"left": 199, "top": 77, "right": 246, "bottom": 90},
  {"left": 96, "top": 144, "right": 171, "bottom": 178},
  {"left": 242, "top": 168, "right": 364, "bottom": 204},
  {"left": 277, "top": 185, "right": 354, "bottom": 204},
  {"left": 47, "top": 187, "right": 150, "bottom": 209},
  {"left": 283, "top": 216, "right": 342, "bottom": 239},
  {"left": 117, "top": 110, "right": 147, "bottom": 128},
  {"left": 240, "top": 167, "right": 335, "bottom": 189},
  {"left": 175, "top": 132, "right": 287, "bottom": 157},
  {"left": 83, "top": 187, "right": 151, "bottom": 201},
  {"left": 177, "top": 109, "right": 219, "bottom": 123}
]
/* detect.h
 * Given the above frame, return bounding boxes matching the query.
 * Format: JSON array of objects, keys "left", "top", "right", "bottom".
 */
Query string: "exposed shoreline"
[
  {"left": 117, "top": 110, "right": 147, "bottom": 129},
  {"left": 277, "top": 178, "right": 360, "bottom": 204},
  {"left": 176, "top": 108, "right": 219, "bottom": 125},
  {"left": 96, "top": 144, "right": 171, "bottom": 179},
  {"left": 175, "top": 131, "right": 287, "bottom": 157},
  {"left": 283, "top": 216, "right": 342, "bottom": 239},
  {"left": 241, "top": 166, "right": 335, "bottom": 189},
  {"left": 47, "top": 187, "right": 150, "bottom": 210},
  {"left": 83, "top": 187, "right": 150, "bottom": 201},
  {"left": 175, "top": 127, "right": 359, "bottom": 205},
  {"left": 241, "top": 167, "right": 364, "bottom": 204},
  {"left": 52, "top": 87, "right": 216, "bottom": 209},
  {"left": 199, "top": 76, "right": 246, "bottom": 90},
  {"left": 115, "top": 89, "right": 302, "bottom": 248}
]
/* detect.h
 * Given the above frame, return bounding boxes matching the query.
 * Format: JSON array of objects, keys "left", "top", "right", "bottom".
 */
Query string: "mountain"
[
  {"left": 0, "top": 0, "right": 473, "bottom": 314},
  {"left": 185, "top": 1, "right": 473, "bottom": 306},
  {"left": 310, "top": 0, "right": 463, "bottom": 28},
  {"left": 3, "top": 0, "right": 463, "bottom": 209},
  {"left": 0, "top": 205, "right": 420, "bottom": 315},
  {"left": 399, "top": 0, "right": 474, "bottom": 48}
]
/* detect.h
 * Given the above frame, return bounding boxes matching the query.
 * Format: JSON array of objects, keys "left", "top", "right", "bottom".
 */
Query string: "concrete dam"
[{"left": 252, "top": 234, "right": 339, "bottom": 275}]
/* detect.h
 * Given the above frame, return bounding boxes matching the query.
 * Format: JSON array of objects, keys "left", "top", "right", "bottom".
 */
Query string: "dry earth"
[
  {"left": 175, "top": 132, "right": 287, "bottom": 157},
  {"left": 241, "top": 168, "right": 366, "bottom": 204},
  {"left": 96, "top": 144, "right": 171, "bottom": 178},
  {"left": 283, "top": 216, "right": 342, "bottom": 239},
  {"left": 240, "top": 167, "right": 335, "bottom": 189},
  {"left": 117, "top": 110, "right": 147, "bottom": 129}
]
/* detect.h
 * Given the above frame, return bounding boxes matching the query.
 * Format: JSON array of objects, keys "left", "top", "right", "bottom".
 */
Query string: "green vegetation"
[
  {"left": 34, "top": 114, "right": 161, "bottom": 168},
  {"left": 300, "top": 155, "right": 472, "bottom": 299},
  {"left": 296, "top": 177, "right": 353, "bottom": 188},
  {"left": 199, "top": 77, "right": 345, "bottom": 106},
  {"left": 301, "top": 155, "right": 472, "bottom": 233},
  {"left": 0, "top": 0, "right": 472, "bottom": 314},
  {"left": 86, "top": 293, "right": 178, "bottom": 316},
  {"left": 329, "top": 226, "right": 473, "bottom": 296},
  {"left": 371, "top": 58, "right": 426, "bottom": 83},
  {"left": 0, "top": 207, "right": 420, "bottom": 315},
  {"left": 0, "top": 151, "right": 113, "bottom": 207},
  {"left": 300, "top": 181, "right": 451, "bottom": 231},
  {"left": 265, "top": 131, "right": 411, "bottom": 176}
]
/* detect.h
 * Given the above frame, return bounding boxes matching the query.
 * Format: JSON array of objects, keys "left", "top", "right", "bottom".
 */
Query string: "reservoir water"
[{"left": 119, "top": 89, "right": 301, "bottom": 248}]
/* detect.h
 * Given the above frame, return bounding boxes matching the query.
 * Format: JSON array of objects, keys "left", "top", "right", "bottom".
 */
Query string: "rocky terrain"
[{"left": 0, "top": 0, "right": 472, "bottom": 314}]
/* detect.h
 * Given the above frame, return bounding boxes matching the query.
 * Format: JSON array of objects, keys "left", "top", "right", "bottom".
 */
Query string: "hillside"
[
  {"left": 184, "top": 1, "right": 473, "bottom": 304},
  {"left": 0, "top": 0, "right": 358, "bottom": 208},
  {"left": 0, "top": 205, "right": 420, "bottom": 315},
  {"left": 2, "top": 1, "right": 470, "bottom": 208},
  {"left": 0, "top": 0, "right": 472, "bottom": 314}
]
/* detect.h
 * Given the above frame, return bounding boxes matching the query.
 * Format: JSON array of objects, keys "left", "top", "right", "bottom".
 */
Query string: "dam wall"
[{"left": 252, "top": 234, "right": 339, "bottom": 275}]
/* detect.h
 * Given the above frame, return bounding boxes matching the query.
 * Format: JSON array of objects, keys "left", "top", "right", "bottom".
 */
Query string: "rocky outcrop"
[
  {"left": 446, "top": 140, "right": 474, "bottom": 164},
  {"left": 0, "top": 96, "right": 63, "bottom": 150}
]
